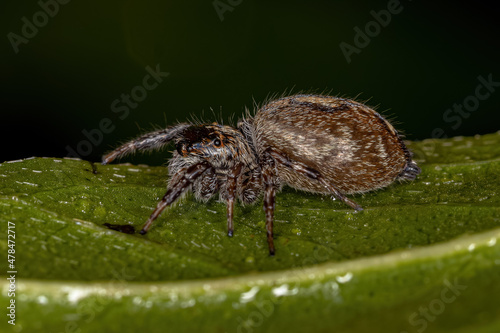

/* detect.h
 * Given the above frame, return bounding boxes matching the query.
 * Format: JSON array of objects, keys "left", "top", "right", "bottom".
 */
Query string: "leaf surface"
[{"left": 1, "top": 132, "right": 499, "bottom": 332}]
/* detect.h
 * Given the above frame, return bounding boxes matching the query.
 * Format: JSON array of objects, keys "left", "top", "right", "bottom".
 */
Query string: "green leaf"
[{"left": 1, "top": 132, "right": 500, "bottom": 332}]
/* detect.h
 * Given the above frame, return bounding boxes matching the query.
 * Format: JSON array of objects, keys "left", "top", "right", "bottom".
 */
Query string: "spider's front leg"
[
  {"left": 140, "top": 161, "right": 212, "bottom": 234},
  {"left": 102, "top": 123, "right": 190, "bottom": 164},
  {"left": 225, "top": 163, "right": 243, "bottom": 237}
]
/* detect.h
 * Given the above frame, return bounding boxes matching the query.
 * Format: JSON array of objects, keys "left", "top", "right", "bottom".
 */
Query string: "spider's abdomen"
[{"left": 252, "top": 94, "right": 418, "bottom": 194}]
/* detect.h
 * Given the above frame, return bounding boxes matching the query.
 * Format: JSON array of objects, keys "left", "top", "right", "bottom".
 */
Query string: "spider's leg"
[
  {"left": 268, "top": 149, "right": 363, "bottom": 211},
  {"left": 226, "top": 163, "right": 243, "bottom": 237},
  {"left": 262, "top": 165, "right": 277, "bottom": 256},
  {"left": 102, "top": 123, "right": 190, "bottom": 164},
  {"left": 140, "top": 161, "right": 211, "bottom": 234},
  {"left": 237, "top": 170, "right": 263, "bottom": 205},
  {"left": 317, "top": 177, "right": 363, "bottom": 211},
  {"left": 259, "top": 151, "right": 278, "bottom": 256}
]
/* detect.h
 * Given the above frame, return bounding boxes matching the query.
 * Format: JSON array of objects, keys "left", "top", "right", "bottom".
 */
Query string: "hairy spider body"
[
  {"left": 252, "top": 95, "right": 418, "bottom": 194},
  {"left": 102, "top": 94, "right": 420, "bottom": 255},
  {"left": 169, "top": 124, "right": 261, "bottom": 205}
]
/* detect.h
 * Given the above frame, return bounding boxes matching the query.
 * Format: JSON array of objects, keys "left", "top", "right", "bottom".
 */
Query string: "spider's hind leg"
[{"left": 267, "top": 148, "right": 363, "bottom": 211}]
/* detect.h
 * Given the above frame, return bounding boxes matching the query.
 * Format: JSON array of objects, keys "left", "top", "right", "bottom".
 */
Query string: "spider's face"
[{"left": 175, "top": 125, "right": 244, "bottom": 167}]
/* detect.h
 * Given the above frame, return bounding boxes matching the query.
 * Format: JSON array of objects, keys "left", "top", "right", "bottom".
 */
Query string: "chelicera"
[{"left": 102, "top": 94, "right": 420, "bottom": 255}]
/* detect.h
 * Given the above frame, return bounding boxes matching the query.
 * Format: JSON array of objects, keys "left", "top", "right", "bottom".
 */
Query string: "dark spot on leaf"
[{"left": 103, "top": 223, "right": 136, "bottom": 234}]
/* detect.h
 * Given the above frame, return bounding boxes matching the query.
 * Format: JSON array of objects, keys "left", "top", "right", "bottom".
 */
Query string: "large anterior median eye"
[{"left": 213, "top": 138, "right": 222, "bottom": 147}]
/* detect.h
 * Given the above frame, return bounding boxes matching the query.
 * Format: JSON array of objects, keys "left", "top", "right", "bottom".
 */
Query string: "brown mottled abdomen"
[{"left": 253, "top": 95, "right": 411, "bottom": 194}]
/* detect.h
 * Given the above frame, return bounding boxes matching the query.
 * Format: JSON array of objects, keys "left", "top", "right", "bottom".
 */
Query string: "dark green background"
[{"left": 1, "top": 0, "right": 499, "bottom": 164}]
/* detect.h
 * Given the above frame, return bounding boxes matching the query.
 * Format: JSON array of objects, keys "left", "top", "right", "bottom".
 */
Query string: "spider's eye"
[{"left": 213, "top": 139, "right": 222, "bottom": 147}]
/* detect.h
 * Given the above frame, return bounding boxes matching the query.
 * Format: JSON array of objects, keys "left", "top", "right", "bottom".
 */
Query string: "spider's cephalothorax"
[
  {"left": 102, "top": 94, "right": 421, "bottom": 255},
  {"left": 169, "top": 124, "right": 262, "bottom": 206}
]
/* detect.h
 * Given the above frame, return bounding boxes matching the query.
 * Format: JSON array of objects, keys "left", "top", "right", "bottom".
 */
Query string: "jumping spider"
[{"left": 102, "top": 94, "right": 420, "bottom": 255}]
